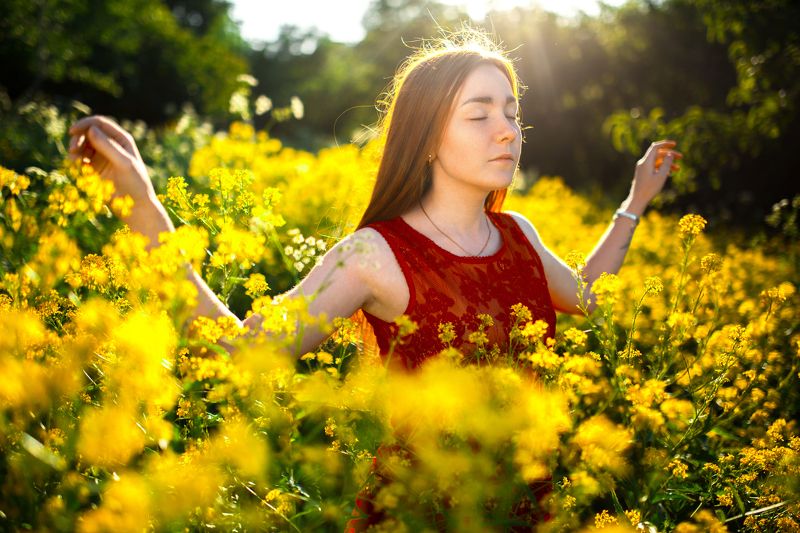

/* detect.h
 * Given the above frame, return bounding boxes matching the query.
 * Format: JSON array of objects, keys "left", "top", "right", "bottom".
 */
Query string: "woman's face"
[{"left": 432, "top": 63, "right": 521, "bottom": 195}]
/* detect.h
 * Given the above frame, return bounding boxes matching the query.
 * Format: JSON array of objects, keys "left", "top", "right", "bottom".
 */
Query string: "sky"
[{"left": 229, "top": 0, "right": 625, "bottom": 45}]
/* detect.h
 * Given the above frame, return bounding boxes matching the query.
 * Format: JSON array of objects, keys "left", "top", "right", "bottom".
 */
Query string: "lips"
[{"left": 490, "top": 154, "right": 515, "bottom": 162}]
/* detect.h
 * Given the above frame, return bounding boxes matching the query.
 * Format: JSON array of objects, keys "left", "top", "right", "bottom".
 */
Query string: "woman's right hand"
[{"left": 68, "top": 115, "right": 156, "bottom": 205}]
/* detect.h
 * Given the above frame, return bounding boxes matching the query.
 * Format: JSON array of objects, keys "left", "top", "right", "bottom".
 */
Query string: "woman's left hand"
[{"left": 629, "top": 140, "right": 682, "bottom": 210}]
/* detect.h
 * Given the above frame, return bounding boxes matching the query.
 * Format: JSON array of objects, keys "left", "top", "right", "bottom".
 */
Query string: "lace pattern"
[{"left": 364, "top": 211, "right": 557, "bottom": 369}]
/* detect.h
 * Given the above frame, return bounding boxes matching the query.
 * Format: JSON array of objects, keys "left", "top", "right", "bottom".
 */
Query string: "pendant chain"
[{"left": 418, "top": 200, "right": 492, "bottom": 257}]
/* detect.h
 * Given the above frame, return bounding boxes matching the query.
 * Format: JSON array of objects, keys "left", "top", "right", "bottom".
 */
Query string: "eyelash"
[{"left": 469, "top": 116, "right": 519, "bottom": 121}]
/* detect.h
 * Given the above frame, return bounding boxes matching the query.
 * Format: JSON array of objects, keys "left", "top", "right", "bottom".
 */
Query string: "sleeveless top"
[{"left": 363, "top": 211, "right": 557, "bottom": 370}]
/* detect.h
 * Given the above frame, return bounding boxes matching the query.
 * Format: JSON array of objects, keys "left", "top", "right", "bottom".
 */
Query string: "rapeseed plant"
[{"left": 0, "top": 112, "right": 797, "bottom": 531}]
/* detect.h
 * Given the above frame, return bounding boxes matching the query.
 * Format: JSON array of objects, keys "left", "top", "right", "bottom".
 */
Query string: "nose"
[{"left": 496, "top": 117, "right": 518, "bottom": 144}]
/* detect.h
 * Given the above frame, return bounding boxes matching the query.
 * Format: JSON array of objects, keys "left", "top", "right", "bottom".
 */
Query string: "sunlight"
[
  {"left": 453, "top": 0, "right": 620, "bottom": 20},
  {"left": 231, "top": 0, "right": 625, "bottom": 44}
]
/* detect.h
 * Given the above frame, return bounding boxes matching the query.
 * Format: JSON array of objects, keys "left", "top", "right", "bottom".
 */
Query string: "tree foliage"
[
  {"left": 1, "top": 0, "right": 797, "bottom": 226},
  {"left": 248, "top": 0, "right": 797, "bottom": 226},
  {"left": 0, "top": 0, "right": 247, "bottom": 123}
]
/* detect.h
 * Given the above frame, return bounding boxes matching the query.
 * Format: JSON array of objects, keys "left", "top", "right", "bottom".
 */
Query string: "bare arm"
[
  {"left": 69, "top": 116, "right": 239, "bottom": 323},
  {"left": 510, "top": 140, "right": 682, "bottom": 315},
  {"left": 68, "top": 116, "right": 375, "bottom": 355},
  {"left": 243, "top": 230, "right": 381, "bottom": 356}
]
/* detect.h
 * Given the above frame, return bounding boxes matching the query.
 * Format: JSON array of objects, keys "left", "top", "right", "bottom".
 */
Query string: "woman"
[
  {"left": 70, "top": 33, "right": 682, "bottom": 530},
  {"left": 69, "top": 33, "right": 680, "bottom": 528}
]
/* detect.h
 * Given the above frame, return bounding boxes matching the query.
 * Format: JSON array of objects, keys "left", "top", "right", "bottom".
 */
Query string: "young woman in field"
[
  {"left": 67, "top": 39, "right": 679, "bottom": 369},
  {"left": 69, "top": 33, "right": 680, "bottom": 530}
]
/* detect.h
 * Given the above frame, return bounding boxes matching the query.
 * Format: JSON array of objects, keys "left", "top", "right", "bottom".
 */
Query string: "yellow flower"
[
  {"left": 165, "top": 176, "right": 190, "bottom": 208},
  {"left": 668, "top": 459, "right": 689, "bottom": 479},
  {"left": 191, "top": 315, "right": 242, "bottom": 344},
  {"left": 438, "top": 346, "right": 464, "bottom": 364},
  {"left": 477, "top": 313, "right": 494, "bottom": 328},
  {"left": 700, "top": 253, "right": 723, "bottom": 275},
  {"left": 717, "top": 492, "right": 733, "bottom": 507},
  {"left": 521, "top": 319, "right": 550, "bottom": 343},
  {"left": 394, "top": 315, "right": 418, "bottom": 338},
  {"left": 591, "top": 272, "right": 623, "bottom": 307},
  {"left": 760, "top": 282, "right": 795, "bottom": 307},
  {"left": 563, "top": 327, "right": 588, "bottom": 347},
  {"left": 562, "top": 494, "right": 576, "bottom": 510},
  {"left": 324, "top": 417, "right": 336, "bottom": 437},
  {"left": 667, "top": 312, "right": 696, "bottom": 332},
  {"left": 766, "top": 418, "right": 787, "bottom": 443},
  {"left": 725, "top": 324, "right": 749, "bottom": 347},
  {"left": 565, "top": 250, "right": 586, "bottom": 272},
  {"left": 0, "top": 166, "right": 31, "bottom": 195},
  {"left": 572, "top": 416, "right": 633, "bottom": 475},
  {"left": 110, "top": 195, "right": 134, "bottom": 218},
  {"left": 467, "top": 330, "right": 489, "bottom": 346},
  {"left": 316, "top": 351, "right": 334, "bottom": 365},
  {"left": 112, "top": 310, "right": 180, "bottom": 410},
  {"left": 678, "top": 214, "right": 707, "bottom": 238},
  {"left": 510, "top": 303, "right": 532, "bottom": 323},
  {"left": 77, "top": 405, "right": 146, "bottom": 467},
  {"left": 594, "top": 509, "right": 618, "bottom": 528},
  {"left": 625, "top": 509, "right": 642, "bottom": 526},
  {"left": 209, "top": 223, "right": 266, "bottom": 269},
  {"left": 438, "top": 322, "right": 456, "bottom": 344},
  {"left": 77, "top": 473, "right": 151, "bottom": 532},
  {"left": 644, "top": 276, "right": 663, "bottom": 296},
  {"left": 244, "top": 272, "right": 270, "bottom": 298},
  {"left": 209, "top": 418, "right": 269, "bottom": 480}
]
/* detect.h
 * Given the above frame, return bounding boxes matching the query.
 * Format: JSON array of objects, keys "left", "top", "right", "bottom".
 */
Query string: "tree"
[
  {"left": 0, "top": 0, "right": 248, "bottom": 124},
  {"left": 603, "top": 0, "right": 800, "bottom": 223}
]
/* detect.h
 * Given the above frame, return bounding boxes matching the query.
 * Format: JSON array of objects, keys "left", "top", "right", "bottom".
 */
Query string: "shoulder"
[
  {"left": 329, "top": 227, "right": 400, "bottom": 283},
  {"left": 500, "top": 210, "right": 544, "bottom": 245},
  {"left": 337, "top": 226, "right": 394, "bottom": 258},
  {"left": 331, "top": 227, "right": 408, "bottom": 315}
]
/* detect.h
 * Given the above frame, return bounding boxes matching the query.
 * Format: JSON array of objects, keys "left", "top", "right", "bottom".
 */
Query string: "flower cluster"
[{"left": 0, "top": 111, "right": 796, "bottom": 532}]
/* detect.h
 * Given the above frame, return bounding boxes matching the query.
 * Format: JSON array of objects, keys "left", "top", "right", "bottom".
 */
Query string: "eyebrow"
[{"left": 460, "top": 95, "right": 518, "bottom": 107}]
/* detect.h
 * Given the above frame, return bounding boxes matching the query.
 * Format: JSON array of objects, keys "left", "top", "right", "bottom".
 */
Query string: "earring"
[{"left": 427, "top": 153, "right": 433, "bottom": 164}]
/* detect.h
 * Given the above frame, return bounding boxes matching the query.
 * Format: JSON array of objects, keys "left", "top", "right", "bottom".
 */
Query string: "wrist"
[
  {"left": 613, "top": 209, "right": 639, "bottom": 227},
  {"left": 620, "top": 194, "right": 647, "bottom": 217},
  {"left": 125, "top": 195, "right": 175, "bottom": 246}
]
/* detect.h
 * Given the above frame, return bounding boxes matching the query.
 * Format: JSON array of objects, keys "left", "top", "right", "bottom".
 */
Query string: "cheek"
[{"left": 442, "top": 126, "right": 482, "bottom": 157}]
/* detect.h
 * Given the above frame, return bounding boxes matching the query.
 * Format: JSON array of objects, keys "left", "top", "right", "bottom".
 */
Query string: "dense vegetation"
[{"left": 1, "top": 0, "right": 798, "bottom": 530}]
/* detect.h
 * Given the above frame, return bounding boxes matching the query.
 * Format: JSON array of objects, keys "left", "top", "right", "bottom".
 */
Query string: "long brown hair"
[
  {"left": 352, "top": 33, "right": 522, "bottom": 362},
  {"left": 357, "top": 33, "right": 521, "bottom": 229}
]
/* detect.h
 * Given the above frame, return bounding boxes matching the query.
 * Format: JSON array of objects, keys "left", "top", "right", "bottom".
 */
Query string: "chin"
[{"left": 487, "top": 171, "right": 516, "bottom": 190}]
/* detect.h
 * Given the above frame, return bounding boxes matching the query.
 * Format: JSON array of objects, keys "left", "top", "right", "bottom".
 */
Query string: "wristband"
[{"left": 613, "top": 209, "right": 640, "bottom": 227}]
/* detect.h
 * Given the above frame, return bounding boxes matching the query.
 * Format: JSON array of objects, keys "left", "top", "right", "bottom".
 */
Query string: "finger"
[
  {"left": 653, "top": 154, "right": 675, "bottom": 167},
  {"left": 657, "top": 148, "right": 683, "bottom": 158},
  {"left": 651, "top": 139, "right": 677, "bottom": 148},
  {"left": 86, "top": 125, "right": 132, "bottom": 169},
  {"left": 69, "top": 116, "right": 103, "bottom": 134},
  {"left": 70, "top": 116, "right": 136, "bottom": 154},
  {"left": 646, "top": 140, "right": 676, "bottom": 158},
  {"left": 68, "top": 133, "right": 88, "bottom": 155},
  {"left": 654, "top": 152, "right": 675, "bottom": 172},
  {"left": 68, "top": 134, "right": 80, "bottom": 156}
]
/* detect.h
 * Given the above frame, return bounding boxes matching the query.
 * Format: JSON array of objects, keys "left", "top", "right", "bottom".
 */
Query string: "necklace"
[{"left": 418, "top": 200, "right": 493, "bottom": 257}]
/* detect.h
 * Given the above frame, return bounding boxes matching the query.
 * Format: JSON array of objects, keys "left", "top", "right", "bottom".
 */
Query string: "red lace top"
[{"left": 363, "top": 211, "right": 556, "bottom": 369}]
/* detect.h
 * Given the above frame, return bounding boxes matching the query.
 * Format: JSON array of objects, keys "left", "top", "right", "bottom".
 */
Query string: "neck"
[{"left": 418, "top": 178, "right": 489, "bottom": 236}]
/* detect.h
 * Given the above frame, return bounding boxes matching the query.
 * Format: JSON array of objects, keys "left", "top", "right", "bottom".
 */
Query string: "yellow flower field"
[{"left": 0, "top": 119, "right": 798, "bottom": 531}]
